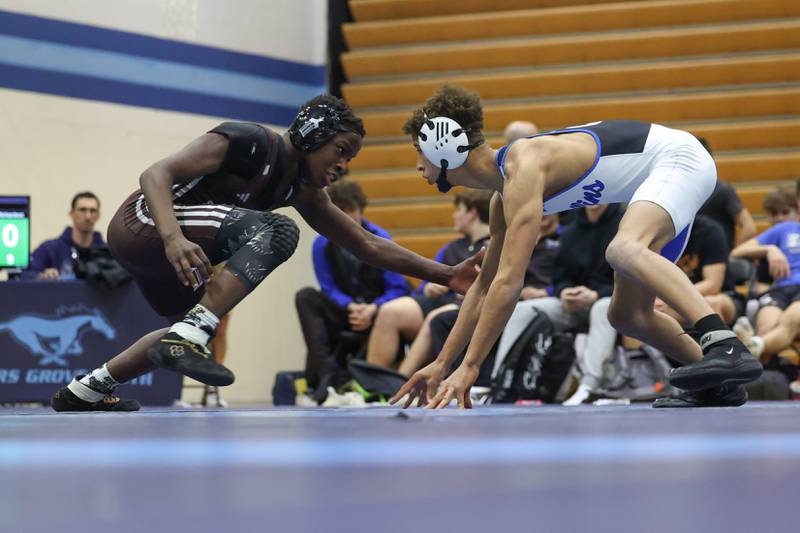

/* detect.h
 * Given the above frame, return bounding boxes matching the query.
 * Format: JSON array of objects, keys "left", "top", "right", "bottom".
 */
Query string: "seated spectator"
[
  {"left": 25, "top": 191, "right": 106, "bottom": 280},
  {"left": 754, "top": 184, "right": 799, "bottom": 293},
  {"left": 763, "top": 184, "right": 798, "bottom": 226},
  {"left": 653, "top": 215, "right": 735, "bottom": 325},
  {"left": 401, "top": 213, "right": 560, "bottom": 378},
  {"left": 365, "top": 190, "right": 492, "bottom": 372},
  {"left": 696, "top": 137, "right": 756, "bottom": 250},
  {"left": 295, "top": 180, "right": 409, "bottom": 402},
  {"left": 731, "top": 184, "right": 800, "bottom": 365}
]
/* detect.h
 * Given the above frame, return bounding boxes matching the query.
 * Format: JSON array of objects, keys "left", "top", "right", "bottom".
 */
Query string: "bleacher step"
[
  {"left": 359, "top": 87, "right": 800, "bottom": 138},
  {"left": 351, "top": 119, "right": 800, "bottom": 173},
  {"left": 345, "top": 0, "right": 800, "bottom": 49},
  {"left": 343, "top": 19, "right": 800, "bottom": 80},
  {"left": 344, "top": 53, "right": 800, "bottom": 109}
]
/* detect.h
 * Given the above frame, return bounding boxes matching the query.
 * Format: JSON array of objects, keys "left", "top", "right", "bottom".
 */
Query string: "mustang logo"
[{"left": 0, "top": 307, "right": 116, "bottom": 366}]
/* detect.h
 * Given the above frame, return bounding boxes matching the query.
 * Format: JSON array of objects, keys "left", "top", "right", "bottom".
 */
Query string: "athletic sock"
[
  {"left": 169, "top": 304, "right": 220, "bottom": 346},
  {"left": 694, "top": 313, "right": 737, "bottom": 351},
  {"left": 749, "top": 336, "right": 765, "bottom": 358},
  {"left": 69, "top": 364, "right": 119, "bottom": 402},
  {"left": 694, "top": 314, "right": 729, "bottom": 335}
]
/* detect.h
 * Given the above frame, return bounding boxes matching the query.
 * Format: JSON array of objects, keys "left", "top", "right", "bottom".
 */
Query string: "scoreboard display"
[{"left": 0, "top": 196, "right": 30, "bottom": 270}]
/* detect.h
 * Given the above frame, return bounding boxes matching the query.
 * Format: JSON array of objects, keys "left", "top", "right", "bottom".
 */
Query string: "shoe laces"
[{"left": 166, "top": 337, "right": 211, "bottom": 357}]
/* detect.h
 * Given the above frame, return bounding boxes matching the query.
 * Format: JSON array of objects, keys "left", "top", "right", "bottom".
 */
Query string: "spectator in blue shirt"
[
  {"left": 295, "top": 180, "right": 409, "bottom": 401},
  {"left": 26, "top": 191, "right": 106, "bottom": 280},
  {"left": 364, "top": 190, "right": 492, "bottom": 373},
  {"left": 731, "top": 182, "right": 800, "bottom": 364}
]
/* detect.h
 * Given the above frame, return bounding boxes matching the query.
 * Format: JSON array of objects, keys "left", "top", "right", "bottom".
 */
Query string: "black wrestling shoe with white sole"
[
  {"left": 652, "top": 384, "right": 747, "bottom": 408},
  {"left": 668, "top": 331, "right": 763, "bottom": 391},
  {"left": 51, "top": 385, "right": 140, "bottom": 412},
  {"left": 146, "top": 332, "right": 235, "bottom": 386}
]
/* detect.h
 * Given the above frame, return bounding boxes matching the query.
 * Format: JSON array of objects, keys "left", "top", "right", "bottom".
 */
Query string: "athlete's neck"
[
  {"left": 281, "top": 132, "right": 302, "bottom": 184},
  {"left": 456, "top": 144, "right": 504, "bottom": 192}
]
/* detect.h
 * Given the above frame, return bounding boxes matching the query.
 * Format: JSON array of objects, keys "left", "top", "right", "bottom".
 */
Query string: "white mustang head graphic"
[{"left": 0, "top": 307, "right": 116, "bottom": 366}]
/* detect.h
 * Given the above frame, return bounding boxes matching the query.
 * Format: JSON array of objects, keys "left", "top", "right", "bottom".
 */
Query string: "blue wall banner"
[
  {"left": 0, "top": 280, "right": 181, "bottom": 405},
  {"left": 0, "top": 10, "right": 327, "bottom": 124}
]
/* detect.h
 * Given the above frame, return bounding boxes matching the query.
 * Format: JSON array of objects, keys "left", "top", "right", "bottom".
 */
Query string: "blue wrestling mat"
[{"left": 2, "top": 403, "right": 799, "bottom": 532}]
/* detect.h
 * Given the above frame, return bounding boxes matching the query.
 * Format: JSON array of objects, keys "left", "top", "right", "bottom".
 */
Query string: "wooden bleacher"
[{"left": 342, "top": 0, "right": 800, "bottom": 259}]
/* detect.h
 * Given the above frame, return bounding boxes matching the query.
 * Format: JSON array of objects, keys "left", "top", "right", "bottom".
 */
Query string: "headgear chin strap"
[
  {"left": 289, "top": 104, "right": 353, "bottom": 153},
  {"left": 417, "top": 115, "right": 481, "bottom": 193}
]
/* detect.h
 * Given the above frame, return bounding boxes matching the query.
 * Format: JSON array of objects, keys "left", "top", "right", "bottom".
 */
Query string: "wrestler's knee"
[
  {"left": 265, "top": 212, "right": 300, "bottom": 262},
  {"left": 605, "top": 236, "right": 646, "bottom": 274},
  {"left": 223, "top": 211, "right": 300, "bottom": 290}
]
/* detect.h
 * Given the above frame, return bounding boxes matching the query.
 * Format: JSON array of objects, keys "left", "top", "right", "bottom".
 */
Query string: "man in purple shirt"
[{"left": 26, "top": 192, "right": 106, "bottom": 280}]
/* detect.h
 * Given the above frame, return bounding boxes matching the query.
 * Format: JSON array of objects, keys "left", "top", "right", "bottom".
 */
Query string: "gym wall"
[{"left": 0, "top": 0, "right": 329, "bottom": 403}]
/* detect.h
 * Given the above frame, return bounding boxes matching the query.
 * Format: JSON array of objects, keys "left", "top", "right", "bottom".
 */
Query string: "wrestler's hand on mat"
[
  {"left": 448, "top": 248, "right": 485, "bottom": 294},
  {"left": 390, "top": 359, "right": 447, "bottom": 408},
  {"left": 164, "top": 234, "right": 213, "bottom": 287},
  {"left": 427, "top": 364, "right": 479, "bottom": 409},
  {"left": 766, "top": 246, "right": 790, "bottom": 281}
]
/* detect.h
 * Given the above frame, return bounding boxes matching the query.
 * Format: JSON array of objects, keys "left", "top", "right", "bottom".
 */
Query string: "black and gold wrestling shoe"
[
  {"left": 652, "top": 384, "right": 747, "bottom": 408},
  {"left": 51, "top": 384, "right": 140, "bottom": 412},
  {"left": 668, "top": 331, "right": 763, "bottom": 391},
  {"left": 146, "top": 332, "right": 235, "bottom": 386}
]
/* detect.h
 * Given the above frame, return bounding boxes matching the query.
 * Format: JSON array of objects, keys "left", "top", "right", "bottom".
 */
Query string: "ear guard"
[{"left": 417, "top": 115, "right": 480, "bottom": 193}]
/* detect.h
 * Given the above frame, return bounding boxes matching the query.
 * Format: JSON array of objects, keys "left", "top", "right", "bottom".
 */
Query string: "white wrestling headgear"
[{"left": 417, "top": 115, "right": 480, "bottom": 193}]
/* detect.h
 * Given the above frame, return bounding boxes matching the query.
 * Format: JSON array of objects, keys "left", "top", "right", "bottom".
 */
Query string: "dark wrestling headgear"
[{"left": 289, "top": 104, "right": 355, "bottom": 153}]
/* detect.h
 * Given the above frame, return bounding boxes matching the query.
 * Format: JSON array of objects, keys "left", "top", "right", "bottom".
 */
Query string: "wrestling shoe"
[
  {"left": 652, "top": 384, "right": 747, "bottom": 408},
  {"left": 51, "top": 384, "right": 140, "bottom": 412},
  {"left": 668, "top": 330, "right": 763, "bottom": 391},
  {"left": 146, "top": 332, "right": 235, "bottom": 386}
]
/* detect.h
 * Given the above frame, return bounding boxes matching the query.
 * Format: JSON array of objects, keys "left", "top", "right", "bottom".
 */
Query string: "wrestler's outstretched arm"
[
  {"left": 294, "top": 186, "right": 484, "bottom": 294},
  {"left": 390, "top": 192, "right": 506, "bottom": 407},
  {"left": 427, "top": 146, "right": 547, "bottom": 409}
]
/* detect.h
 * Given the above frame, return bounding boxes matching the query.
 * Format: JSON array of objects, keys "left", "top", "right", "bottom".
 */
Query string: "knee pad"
[
  {"left": 267, "top": 212, "right": 300, "bottom": 261},
  {"left": 216, "top": 209, "right": 300, "bottom": 290}
]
